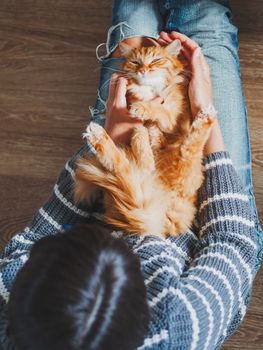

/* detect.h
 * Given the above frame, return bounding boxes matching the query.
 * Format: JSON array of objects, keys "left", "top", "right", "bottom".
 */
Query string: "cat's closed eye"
[
  {"left": 151, "top": 58, "right": 162, "bottom": 64},
  {"left": 131, "top": 60, "right": 140, "bottom": 66}
]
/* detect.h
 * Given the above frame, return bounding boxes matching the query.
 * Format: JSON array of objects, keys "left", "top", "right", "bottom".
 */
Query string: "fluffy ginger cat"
[{"left": 74, "top": 40, "right": 215, "bottom": 237}]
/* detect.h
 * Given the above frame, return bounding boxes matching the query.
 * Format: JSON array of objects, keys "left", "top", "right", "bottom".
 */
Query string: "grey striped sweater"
[{"left": 0, "top": 148, "right": 259, "bottom": 350}]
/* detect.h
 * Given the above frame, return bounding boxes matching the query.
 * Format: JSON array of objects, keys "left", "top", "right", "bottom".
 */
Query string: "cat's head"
[{"left": 120, "top": 40, "right": 184, "bottom": 87}]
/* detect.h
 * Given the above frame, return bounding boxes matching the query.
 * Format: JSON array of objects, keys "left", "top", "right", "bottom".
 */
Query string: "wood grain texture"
[
  {"left": 0, "top": 1, "right": 262, "bottom": 349},
  {"left": 222, "top": 2, "right": 263, "bottom": 347}
]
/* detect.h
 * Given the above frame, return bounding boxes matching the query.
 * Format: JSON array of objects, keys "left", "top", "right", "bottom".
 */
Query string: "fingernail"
[{"left": 194, "top": 47, "right": 202, "bottom": 58}]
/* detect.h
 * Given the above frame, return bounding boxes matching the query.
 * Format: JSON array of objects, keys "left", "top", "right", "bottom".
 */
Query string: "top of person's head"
[{"left": 8, "top": 223, "right": 150, "bottom": 350}]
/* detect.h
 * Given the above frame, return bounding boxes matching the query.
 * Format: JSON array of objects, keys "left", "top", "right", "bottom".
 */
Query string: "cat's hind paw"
[
  {"left": 83, "top": 122, "right": 105, "bottom": 147},
  {"left": 130, "top": 102, "right": 150, "bottom": 121}
]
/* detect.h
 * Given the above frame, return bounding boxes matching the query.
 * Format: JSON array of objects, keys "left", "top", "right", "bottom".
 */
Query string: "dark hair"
[{"left": 8, "top": 223, "right": 150, "bottom": 350}]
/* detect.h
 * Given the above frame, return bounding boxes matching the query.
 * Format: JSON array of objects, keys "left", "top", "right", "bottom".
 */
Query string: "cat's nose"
[
  {"left": 138, "top": 66, "right": 147, "bottom": 74},
  {"left": 138, "top": 70, "right": 147, "bottom": 76}
]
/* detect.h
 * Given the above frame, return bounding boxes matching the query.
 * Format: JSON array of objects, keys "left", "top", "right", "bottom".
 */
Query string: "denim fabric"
[{"left": 91, "top": 0, "right": 262, "bottom": 266}]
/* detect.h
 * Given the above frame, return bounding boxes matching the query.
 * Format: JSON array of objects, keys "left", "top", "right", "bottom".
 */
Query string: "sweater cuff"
[
  {"left": 197, "top": 151, "right": 254, "bottom": 237},
  {"left": 203, "top": 151, "right": 232, "bottom": 168},
  {"left": 201, "top": 151, "right": 245, "bottom": 197}
]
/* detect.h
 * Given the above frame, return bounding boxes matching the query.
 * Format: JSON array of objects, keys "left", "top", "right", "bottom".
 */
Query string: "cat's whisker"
[{"left": 94, "top": 66, "right": 129, "bottom": 76}]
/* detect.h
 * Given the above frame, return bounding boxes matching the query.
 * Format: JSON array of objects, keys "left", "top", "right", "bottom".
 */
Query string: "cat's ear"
[
  {"left": 119, "top": 42, "right": 133, "bottom": 56},
  {"left": 165, "top": 39, "right": 181, "bottom": 56},
  {"left": 147, "top": 38, "right": 160, "bottom": 46}
]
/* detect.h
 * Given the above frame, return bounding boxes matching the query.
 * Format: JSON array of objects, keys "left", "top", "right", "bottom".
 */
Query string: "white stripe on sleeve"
[
  {"left": 187, "top": 275, "right": 225, "bottom": 344},
  {"left": 200, "top": 215, "right": 254, "bottom": 236},
  {"left": 39, "top": 208, "right": 62, "bottom": 230},
  {"left": 204, "top": 158, "right": 232, "bottom": 170},
  {"left": 138, "top": 329, "right": 169, "bottom": 350},
  {"left": 54, "top": 184, "right": 90, "bottom": 218},
  {"left": 188, "top": 265, "right": 234, "bottom": 338},
  {"left": 65, "top": 161, "right": 75, "bottom": 177},
  {"left": 203, "top": 243, "right": 253, "bottom": 284},
  {"left": 0, "top": 274, "right": 9, "bottom": 302},
  {"left": 199, "top": 192, "right": 249, "bottom": 212},
  {"left": 184, "top": 284, "right": 214, "bottom": 350},
  {"left": 145, "top": 266, "right": 179, "bottom": 286}
]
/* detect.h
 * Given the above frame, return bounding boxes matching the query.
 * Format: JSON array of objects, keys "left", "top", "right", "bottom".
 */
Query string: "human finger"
[
  {"left": 157, "top": 38, "right": 168, "bottom": 46},
  {"left": 108, "top": 73, "right": 119, "bottom": 103},
  {"left": 114, "top": 77, "right": 128, "bottom": 108},
  {"left": 191, "top": 47, "right": 210, "bottom": 77},
  {"left": 170, "top": 31, "right": 199, "bottom": 53},
  {"left": 159, "top": 31, "right": 173, "bottom": 43},
  {"left": 191, "top": 47, "right": 202, "bottom": 76}
]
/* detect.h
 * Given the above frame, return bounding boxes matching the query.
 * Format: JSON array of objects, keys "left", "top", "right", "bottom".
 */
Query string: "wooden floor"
[{"left": 0, "top": 1, "right": 262, "bottom": 348}]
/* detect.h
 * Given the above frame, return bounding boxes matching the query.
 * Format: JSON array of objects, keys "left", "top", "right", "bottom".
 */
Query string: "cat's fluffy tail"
[{"left": 75, "top": 159, "right": 168, "bottom": 237}]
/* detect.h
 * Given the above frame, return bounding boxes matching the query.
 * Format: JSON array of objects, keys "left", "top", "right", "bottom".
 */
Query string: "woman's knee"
[{"left": 166, "top": 0, "right": 237, "bottom": 45}]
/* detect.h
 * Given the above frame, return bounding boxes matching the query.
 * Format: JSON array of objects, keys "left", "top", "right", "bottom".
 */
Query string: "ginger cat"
[{"left": 74, "top": 40, "right": 214, "bottom": 237}]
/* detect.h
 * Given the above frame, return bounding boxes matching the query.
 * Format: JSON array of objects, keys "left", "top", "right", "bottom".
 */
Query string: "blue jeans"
[{"left": 91, "top": 0, "right": 262, "bottom": 268}]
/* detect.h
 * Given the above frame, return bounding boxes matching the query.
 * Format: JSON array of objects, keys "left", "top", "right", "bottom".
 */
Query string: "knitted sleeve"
[
  {"left": 0, "top": 143, "right": 99, "bottom": 349},
  {"left": 165, "top": 151, "right": 258, "bottom": 350}
]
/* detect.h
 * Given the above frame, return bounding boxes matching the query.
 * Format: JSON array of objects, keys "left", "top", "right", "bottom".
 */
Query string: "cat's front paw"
[
  {"left": 192, "top": 113, "right": 214, "bottom": 130},
  {"left": 192, "top": 106, "right": 217, "bottom": 129},
  {"left": 130, "top": 102, "right": 150, "bottom": 121},
  {"left": 83, "top": 122, "right": 105, "bottom": 147}
]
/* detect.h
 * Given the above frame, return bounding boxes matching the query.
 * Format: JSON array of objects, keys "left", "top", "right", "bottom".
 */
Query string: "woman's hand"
[
  {"left": 105, "top": 73, "right": 163, "bottom": 144},
  {"left": 104, "top": 74, "right": 143, "bottom": 144},
  {"left": 158, "top": 31, "right": 224, "bottom": 155},
  {"left": 158, "top": 31, "right": 213, "bottom": 117}
]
